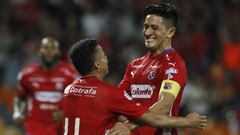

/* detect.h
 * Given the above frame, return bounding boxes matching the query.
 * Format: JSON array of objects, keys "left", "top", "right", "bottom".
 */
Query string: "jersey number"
[{"left": 64, "top": 117, "right": 80, "bottom": 135}]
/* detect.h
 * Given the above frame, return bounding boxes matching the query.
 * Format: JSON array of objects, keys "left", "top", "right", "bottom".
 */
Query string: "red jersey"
[
  {"left": 62, "top": 76, "right": 148, "bottom": 135},
  {"left": 119, "top": 48, "right": 187, "bottom": 135},
  {"left": 17, "top": 61, "right": 78, "bottom": 135}
]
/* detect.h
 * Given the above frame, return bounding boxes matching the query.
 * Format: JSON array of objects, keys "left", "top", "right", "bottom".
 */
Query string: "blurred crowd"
[{"left": 0, "top": 0, "right": 240, "bottom": 135}]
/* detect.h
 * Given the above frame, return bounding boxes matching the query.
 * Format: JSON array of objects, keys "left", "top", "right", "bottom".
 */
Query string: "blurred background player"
[
  {"left": 115, "top": 3, "right": 188, "bottom": 135},
  {"left": 62, "top": 38, "right": 207, "bottom": 135},
  {"left": 12, "top": 37, "right": 78, "bottom": 135}
]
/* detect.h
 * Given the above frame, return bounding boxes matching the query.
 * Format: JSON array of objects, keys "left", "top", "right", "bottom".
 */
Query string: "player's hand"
[
  {"left": 186, "top": 112, "right": 207, "bottom": 129},
  {"left": 108, "top": 122, "right": 131, "bottom": 135},
  {"left": 13, "top": 112, "right": 25, "bottom": 125}
]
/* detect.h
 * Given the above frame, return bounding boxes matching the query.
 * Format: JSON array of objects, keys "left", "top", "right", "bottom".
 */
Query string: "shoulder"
[
  {"left": 164, "top": 50, "right": 186, "bottom": 66},
  {"left": 58, "top": 61, "right": 74, "bottom": 69},
  {"left": 58, "top": 61, "right": 78, "bottom": 76},
  {"left": 129, "top": 54, "right": 148, "bottom": 67},
  {"left": 162, "top": 50, "right": 187, "bottom": 78},
  {"left": 97, "top": 80, "right": 120, "bottom": 93},
  {"left": 17, "top": 64, "right": 39, "bottom": 80}
]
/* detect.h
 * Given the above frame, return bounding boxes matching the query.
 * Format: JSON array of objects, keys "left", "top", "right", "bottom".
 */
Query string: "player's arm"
[
  {"left": 13, "top": 70, "right": 28, "bottom": 125},
  {"left": 136, "top": 110, "right": 207, "bottom": 129},
  {"left": 109, "top": 92, "right": 207, "bottom": 135},
  {"left": 13, "top": 94, "right": 26, "bottom": 125},
  {"left": 117, "top": 115, "right": 138, "bottom": 129},
  {"left": 116, "top": 79, "right": 181, "bottom": 129},
  {"left": 111, "top": 94, "right": 207, "bottom": 132},
  {"left": 150, "top": 59, "right": 188, "bottom": 115},
  {"left": 112, "top": 80, "right": 184, "bottom": 134},
  {"left": 150, "top": 79, "right": 181, "bottom": 114},
  {"left": 110, "top": 110, "right": 207, "bottom": 135}
]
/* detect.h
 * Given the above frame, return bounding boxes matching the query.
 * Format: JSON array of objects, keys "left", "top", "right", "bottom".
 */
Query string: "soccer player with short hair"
[
  {"left": 62, "top": 38, "right": 207, "bottom": 135},
  {"left": 115, "top": 3, "right": 190, "bottom": 135},
  {"left": 13, "top": 37, "right": 78, "bottom": 135}
]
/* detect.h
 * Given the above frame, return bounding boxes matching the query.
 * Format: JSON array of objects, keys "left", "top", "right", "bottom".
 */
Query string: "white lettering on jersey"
[
  {"left": 51, "top": 77, "right": 66, "bottom": 82},
  {"left": 64, "top": 85, "right": 97, "bottom": 97},
  {"left": 29, "top": 77, "right": 46, "bottom": 82},
  {"left": 131, "top": 84, "right": 153, "bottom": 98},
  {"left": 34, "top": 91, "right": 62, "bottom": 103},
  {"left": 124, "top": 91, "right": 132, "bottom": 100}
]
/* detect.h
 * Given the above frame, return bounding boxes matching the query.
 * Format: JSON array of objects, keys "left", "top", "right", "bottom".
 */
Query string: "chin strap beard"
[
  {"left": 44, "top": 62, "right": 55, "bottom": 69},
  {"left": 42, "top": 57, "right": 59, "bottom": 69}
]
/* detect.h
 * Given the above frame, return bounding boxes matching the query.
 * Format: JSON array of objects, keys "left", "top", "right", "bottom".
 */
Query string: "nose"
[{"left": 144, "top": 27, "right": 153, "bottom": 37}]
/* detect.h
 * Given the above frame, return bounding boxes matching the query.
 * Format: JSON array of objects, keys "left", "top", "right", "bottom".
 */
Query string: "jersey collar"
[{"left": 148, "top": 48, "right": 175, "bottom": 59}]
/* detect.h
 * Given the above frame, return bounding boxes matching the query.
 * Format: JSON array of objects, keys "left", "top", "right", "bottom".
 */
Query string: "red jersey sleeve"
[
  {"left": 68, "top": 64, "right": 80, "bottom": 80},
  {"left": 108, "top": 87, "right": 148, "bottom": 119},
  {"left": 16, "top": 70, "right": 29, "bottom": 97},
  {"left": 118, "top": 63, "right": 132, "bottom": 92},
  {"left": 62, "top": 62, "right": 81, "bottom": 81},
  {"left": 162, "top": 55, "right": 187, "bottom": 88}
]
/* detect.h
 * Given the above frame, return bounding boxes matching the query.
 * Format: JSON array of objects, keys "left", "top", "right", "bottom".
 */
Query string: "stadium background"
[{"left": 0, "top": 0, "right": 240, "bottom": 134}]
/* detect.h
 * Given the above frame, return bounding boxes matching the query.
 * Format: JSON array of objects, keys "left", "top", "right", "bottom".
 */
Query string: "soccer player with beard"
[
  {"left": 62, "top": 38, "right": 206, "bottom": 135},
  {"left": 113, "top": 3, "right": 190, "bottom": 135},
  {"left": 13, "top": 37, "right": 78, "bottom": 135}
]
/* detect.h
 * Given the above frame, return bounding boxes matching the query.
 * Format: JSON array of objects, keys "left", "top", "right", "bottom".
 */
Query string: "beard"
[{"left": 41, "top": 55, "right": 60, "bottom": 69}]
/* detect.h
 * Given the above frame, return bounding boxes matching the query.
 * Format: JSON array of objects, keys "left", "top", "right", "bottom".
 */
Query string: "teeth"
[{"left": 146, "top": 38, "right": 154, "bottom": 42}]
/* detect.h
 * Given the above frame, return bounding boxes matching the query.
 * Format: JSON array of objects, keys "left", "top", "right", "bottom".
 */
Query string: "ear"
[
  {"left": 166, "top": 27, "right": 176, "bottom": 38},
  {"left": 94, "top": 62, "right": 101, "bottom": 71}
]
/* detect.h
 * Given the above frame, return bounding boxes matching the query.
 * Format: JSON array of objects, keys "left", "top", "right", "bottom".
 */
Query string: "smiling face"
[{"left": 143, "top": 15, "right": 175, "bottom": 51}]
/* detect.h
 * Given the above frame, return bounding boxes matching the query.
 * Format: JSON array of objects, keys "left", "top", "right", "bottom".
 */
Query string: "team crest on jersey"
[
  {"left": 163, "top": 82, "right": 173, "bottom": 89},
  {"left": 165, "top": 68, "right": 178, "bottom": 79},
  {"left": 147, "top": 70, "right": 156, "bottom": 80}
]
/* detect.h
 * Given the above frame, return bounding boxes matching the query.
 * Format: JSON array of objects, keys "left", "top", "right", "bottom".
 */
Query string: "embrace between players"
[{"left": 13, "top": 3, "right": 207, "bottom": 135}]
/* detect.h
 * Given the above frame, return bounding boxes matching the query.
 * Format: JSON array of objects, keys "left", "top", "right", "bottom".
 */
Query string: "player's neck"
[
  {"left": 150, "top": 42, "right": 172, "bottom": 56},
  {"left": 88, "top": 71, "right": 104, "bottom": 80},
  {"left": 41, "top": 62, "right": 58, "bottom": 71}
]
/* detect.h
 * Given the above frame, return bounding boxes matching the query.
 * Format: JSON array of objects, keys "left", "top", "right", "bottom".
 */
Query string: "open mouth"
[
  {"left": 146, "top": 38, "right": 155, "bottom": 42},
  {"left": 145, "top": 35, "right": 156, "bottom": 42}
]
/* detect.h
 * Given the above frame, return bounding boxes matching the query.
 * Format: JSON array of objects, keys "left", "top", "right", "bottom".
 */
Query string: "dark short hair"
[
  {"left": 68, "top": 38, "right": 97, "bottom": 75},
  {"left": 145, "top": 3, "right": 177, "bottom": 27}
]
